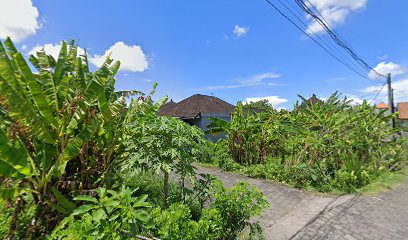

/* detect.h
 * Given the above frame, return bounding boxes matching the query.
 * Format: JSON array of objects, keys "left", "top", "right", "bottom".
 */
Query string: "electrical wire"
[
  {"left": 276, "top": 0, "right": 373, "bottom": 81},
  {"left": 368, "top": 82, "right": 387, "bottom": 104},
  {"left": 294, "top": 0, "right": 386, "bottom": 81},
  {"left": 264, "top": 0, "right": 375, "bottom": 81}
]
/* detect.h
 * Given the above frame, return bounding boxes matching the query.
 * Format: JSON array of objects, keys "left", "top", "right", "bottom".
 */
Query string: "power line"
[
  {"left": 264, "top": 0, "right": 375, "bottom": 81},
  {"left": 392, "top": 88, "right": 408, "bottom": 94},
  {"left": 368, "top": 82, "right": 387, "bottom": 104},
  {"left": 294, "top": 0, "right": 386, "bottom": 81},
  {"left": 278, "top": 0, "right": 373, "bottom": 80}
]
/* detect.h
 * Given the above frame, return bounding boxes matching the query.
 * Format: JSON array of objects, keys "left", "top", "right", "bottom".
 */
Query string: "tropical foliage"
[
  {"left": 0, "top": 37, "right": 147, "bottom": 237},
  {"left": 124, "top": 112, "right": 205, "bottom": 208},
  {"left": 207, "top": 93, "right": 406, "bottom": 191},
  {"left": 0, "top": 38, "right": 268, "bottom": 239}
]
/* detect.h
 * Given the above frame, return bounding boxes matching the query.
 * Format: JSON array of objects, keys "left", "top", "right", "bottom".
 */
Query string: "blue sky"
[{"left": 1, "top": 0, "right": 407, "bottom": 109}]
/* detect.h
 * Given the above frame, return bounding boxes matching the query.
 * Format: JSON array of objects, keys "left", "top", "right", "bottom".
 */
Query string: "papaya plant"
[{"left": 125, "top": 112, "right": 205, "bottom": 209}]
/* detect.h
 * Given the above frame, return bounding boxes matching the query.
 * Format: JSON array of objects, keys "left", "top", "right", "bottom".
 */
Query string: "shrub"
[
  {"left": 50, "top": 187, "right": 153, "bottom": 240},
  {"left": 207, "top": 92, "right": 404, "bottom": 192},
  {"left": 52, "top": 180, "right": 269, "bottom": 240}
]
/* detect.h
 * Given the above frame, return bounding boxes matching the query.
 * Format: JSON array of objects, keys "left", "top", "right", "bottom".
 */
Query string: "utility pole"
[{"left": 387, "top": 73, "right": 396, "bottom": 129}]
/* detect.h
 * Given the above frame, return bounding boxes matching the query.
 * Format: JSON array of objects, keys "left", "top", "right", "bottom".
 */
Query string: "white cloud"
[
  {"left": 245, "top": 96, "right": 288, "bottom": 108},
  {"left": 305, "top": 0, "right": 367, "bottom": 34},
  {"left": 320, "top": 94, "right": 364, "bottom": 105},
  {"left": 233, "top": 25, "right": 249, "bottom": 38},
  {"left": 197, "top": 72, "right": 280, "bottom": 91},
  {"left": 29, "top": 43, "right": 85, "bottom": 59},
  {"left": 345, "top": 95, "right": 364, "bottom": 105},
  {"left": 361, "top": 78, "right": 408, "bottom": 102},
  {"left": 29, "top": 41, "right": 148, "bottom": 73},
  {"left": 0, "top": 0, "right": 40, "bottom": 42},
  {"left": 368, "top": 62, "right": 405, "bottom": 80},
  {"left": 89, "top": 42, "right": 148, "bottom": 72},
  {"left": 378, "top": 54, "right": 388, "bottom": 61},
  {"left": 21, "top": 45, "right": 28, "bottom": 51}
]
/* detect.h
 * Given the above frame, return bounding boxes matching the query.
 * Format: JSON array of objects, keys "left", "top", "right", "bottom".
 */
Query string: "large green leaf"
[
  {"left": 0, "top": 128, "right": 32, "bottom": 178},
  {"left": 36, "top": 50, "right": 60, "bottom": 112},
  {"left": 47, "top": 116, "right": 100, "bottom": 178},
  {"left": 0, "top": 41, "right": 18, "bottom": 88},
  {"left": 0, "top": 75, "right": 56, "bottom": 143},
  {"left": 53, "top": 41, "right": 67, "bottom": 86},
  {"left": 51, "top": 187, "right": 77, "bottom": 214},
  {"left": 14, "top": 52, "right": 55, "bottom": 124}
]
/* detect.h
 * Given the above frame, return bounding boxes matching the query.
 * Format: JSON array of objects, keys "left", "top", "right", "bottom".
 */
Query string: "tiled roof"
[
  {"left": 158, "top": 94, "right": 235, "bottom": 119},
  {"left": 159, "top": 99, "right": 177, "bottom": 112},
  {"left": 376, "top": 102, "right": 388, "bottom": 109},
  {"left": 397, "top": 102, "right": 408, "bottom": 120}
]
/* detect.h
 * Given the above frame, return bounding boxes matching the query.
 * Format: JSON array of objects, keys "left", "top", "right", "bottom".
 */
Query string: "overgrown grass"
[
  {"left": 196, "top": 144, "right": 408, "bottom": 195},
  {"left": 358, "top": 168, "right": 408, "bottom": 195}
]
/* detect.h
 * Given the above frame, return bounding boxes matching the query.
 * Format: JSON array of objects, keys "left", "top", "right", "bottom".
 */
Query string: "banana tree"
[
  {"left": 0, "top": 38, "right": 140, "bottom": 236},
  {"left": 206, "top": 102, "right": 264, "bottom": 165}
]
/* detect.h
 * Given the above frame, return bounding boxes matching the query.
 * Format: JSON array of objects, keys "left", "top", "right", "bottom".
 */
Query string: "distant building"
[
  {"left": 375, "top": 102, "right": 408, "bottom": 134},
  {"left": 298, "top": 94, "right": 323, "bottom": 109},
  {"left": 375, "top": 102, "right": 389, "bottom": 110},
  {"left": 397, "top": 102, "right": 408, "bottom": 130},
  {"left": 158, "top": 94, "right": 235, "bottom": 140}
]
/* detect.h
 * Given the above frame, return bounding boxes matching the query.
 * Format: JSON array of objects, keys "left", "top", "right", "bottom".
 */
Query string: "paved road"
[
  {"left": 194, "top": 165, "right": 408, "bottom": 240},
  {"left": 292, "top": 180, "right": 408, "bottom": 240}
]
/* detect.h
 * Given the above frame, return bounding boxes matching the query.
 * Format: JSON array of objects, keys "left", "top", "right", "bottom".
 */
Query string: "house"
[
  {"left": 376, "top": 102, "right": 389, "bottom": 110},
  {"left": 298, "top": 94, "right": 323, "bottom": 109},
  {"left": 397, "top": 102, "right": 408, "bottom": 129},
  {"left": 158, "top": 94, "right": 235, "bottom": 140},
  {"left": 375, "top": 102, "right": 408, "bottom": 134}
]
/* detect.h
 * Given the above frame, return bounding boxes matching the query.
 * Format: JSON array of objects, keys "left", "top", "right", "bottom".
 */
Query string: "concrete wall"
[
  {"left": 182, "top": 113, "right": 231, "bottom": 142},
  {"left": 201, "top": 113, "right": 231, "bottom": 141}
]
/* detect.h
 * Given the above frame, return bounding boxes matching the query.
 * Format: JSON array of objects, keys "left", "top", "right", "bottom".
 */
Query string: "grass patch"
[{"left": 358, "top": 169, "right": 408, "bottom": 195}]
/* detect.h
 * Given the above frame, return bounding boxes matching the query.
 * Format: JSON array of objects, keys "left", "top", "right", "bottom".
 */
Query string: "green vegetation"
[
  {"left": 206, "top": 93, "right": 407, "bottom": 192},
  {"left": 0, "top": 38, "right": 268, "bottom": 239},
  {"left": 1, "top": 36, "right": 406, "bottom": 239}
]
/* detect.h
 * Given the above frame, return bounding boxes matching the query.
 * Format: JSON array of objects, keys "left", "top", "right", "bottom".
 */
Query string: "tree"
[
  {"left": 0, "top": 38, "right": 140, "bottom": 236},
  {"left": 243, "top": 99, "right": 274, "bottom": 113},
  {"left": 125, "top": 114, "right": 204, "bottom": 209}
]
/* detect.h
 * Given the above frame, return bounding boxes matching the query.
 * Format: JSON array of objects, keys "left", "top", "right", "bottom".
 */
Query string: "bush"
[
  {"left": 50, "top": 187, "right": 153, "bottom": 240},
  {"left": 52, "top": 180, "right": 269, "bottom": 240},
  {"left": 207, "top": 92, "right": 405, "bottom": 192}
]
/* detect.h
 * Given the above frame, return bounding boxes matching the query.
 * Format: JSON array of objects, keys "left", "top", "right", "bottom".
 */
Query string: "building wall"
[
  {"left": 398, "top": 119, "right": 408, "bottom": 137},
  {"left": 182, "top": 113, "right": 231, "bottom": 142},
  {"left": 201, "top": 113, "right": 231, "bottom": 142}
]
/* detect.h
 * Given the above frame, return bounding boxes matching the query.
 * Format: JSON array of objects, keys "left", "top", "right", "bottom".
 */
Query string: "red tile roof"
[
  {"left": 376, "top": 102, "right": 388, "bottom": 109},
  {"left": 397, "top": 102, "right": 408, "bottom": 120},
  {"left": 158, "top": 94, "right": 235, "bottom": 119}
]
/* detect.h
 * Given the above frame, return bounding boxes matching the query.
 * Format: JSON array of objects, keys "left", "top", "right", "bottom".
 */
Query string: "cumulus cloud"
[
  {"left": 29, "top": 43, "right": 85, "bottom": 59},
  {"left": 368, "top": 62, "right": 405, "bottom": 80},
  {"left": 321, "top": 94, "right": 365, "bottom": 105},
  {"left": 361, "top": 78, "right": 408, "bottom": 102},
  {"left": 305, "top": 0, "right": 367, "bottom": 34},
  {"left": 197, "top": 72, "right": 280, "bottom": 91},
  {"left": 245, "top": 96, "right": 288, "bottom": 108},
  {"left": 29, "top": 41, "right": 148, "bottom": 73},
  {"left": 89, "top": 42, "right": 148, "bottom": 72},
  {"left": 0, "top": 0, "right": 40, "bottom": 42},
  {"left": 345, "top": 95, "right": 364, "bottom": 105},
  {"left": 233, "top": 25, "right": 249, "bottom": 38}
]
